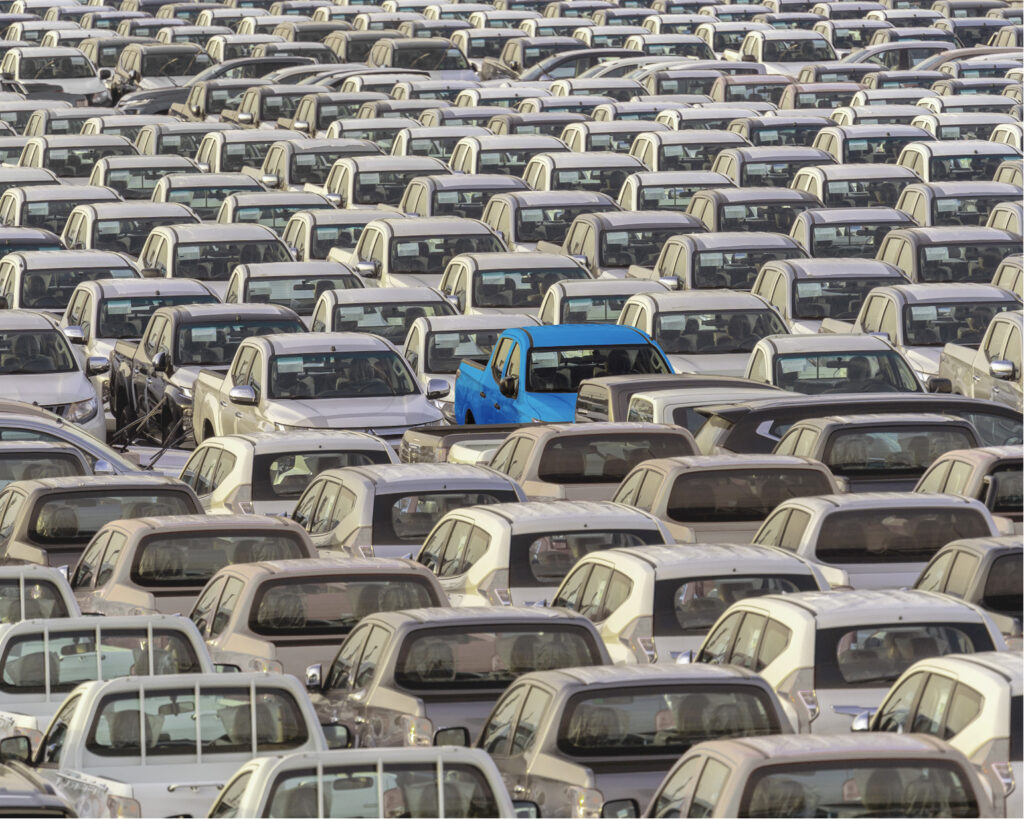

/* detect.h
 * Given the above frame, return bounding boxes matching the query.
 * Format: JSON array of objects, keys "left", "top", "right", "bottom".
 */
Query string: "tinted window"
[
  {"left": 538, "top": 433, "right": 693, "bottom": 484},
  {"left": 982, "top": 552, "right": 1022, "bottom": 618},
  {"left": 512, "top": 528, "right": 663, "bottom": 587},
  {"left": 0, "top": 578, "right": 69, "bottom": 622},
  {"left": 29, "top": 491, "right": 195, "bottom": 545},
  {"left": 372, "top": 490, "right": 518, "bottom": 544},
  {"left": 669, "top": 469, "right": 833, "bottom": 522},
  {"left": 252, "top": 450, "right": 391, "bottom": 501}
]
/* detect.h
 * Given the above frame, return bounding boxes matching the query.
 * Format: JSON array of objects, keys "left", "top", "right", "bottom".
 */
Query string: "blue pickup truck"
[{"left": 454, "top": 324, "right": 674, "bottom": 424}]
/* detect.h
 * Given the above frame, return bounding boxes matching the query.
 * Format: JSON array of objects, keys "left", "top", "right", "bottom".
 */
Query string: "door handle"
[
  {"left": 234, "top": 412, "right": 242, "bottom": 419},
  {"left": 479, "top": 391, "right": 486, "bottom": 398},
  {"left": 219, "top": 400, "right": 227, "bottom": 408},
  {"left": 493, "top": 402, "right": 501, "bottom": 410},
  {"left": 972, "top": 375, "right": 981, "bottom": 382}
]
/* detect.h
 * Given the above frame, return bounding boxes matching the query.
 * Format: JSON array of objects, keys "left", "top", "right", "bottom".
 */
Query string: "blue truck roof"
[{"left": 505, "top": 323, "right": 655, "bottom": 347}]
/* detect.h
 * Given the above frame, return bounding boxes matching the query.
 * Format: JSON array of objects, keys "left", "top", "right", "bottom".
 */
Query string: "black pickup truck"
[{"left": 108, "top": 303, "right": 304, "bottom": 447}]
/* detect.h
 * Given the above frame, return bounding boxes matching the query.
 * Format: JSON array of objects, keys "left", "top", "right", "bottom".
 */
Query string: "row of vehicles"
[{"left": 0, "top": 0, "right": 1022, "bottom": 817}]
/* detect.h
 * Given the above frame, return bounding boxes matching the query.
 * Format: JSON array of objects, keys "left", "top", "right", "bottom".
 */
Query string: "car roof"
[
  {"left": 874, "top": 283, "right": 1018, "bottom": 303},
  {"left": 105, "top": 513, "right": 304, "bottom": 536},
  {"left": 908, "top": 650, "right": 1023, "bottom": 695},
  {"left": 811, "top": 163, "right": 919, "bottom": 179},
  {"left": 460, "top": 252, "right": 583, "bottom": 270},
  {"left": 217, "top": 556, "right": 426, "bottom": 582},
  {"left": 936, "top": 534, "right": 1023, "bottom": 558},
  {"left": 573, "top": 210, "right": 701, "bottom": 229},
  {"left": 696, "top": 187, "right": 818, "bottom": 203},
  {"left": 73, "top": 201, "right": 196, "bottom": 219},
  {"left": 452, "top": 500, "right": 662, "bottom": 530},
  {"left": 11, "top": 474, "right": 186, "bottom": 494},
  {"left": 412, "top": 314, "right": 539, "bottom": 333},
  {"left": 10, "top": 250, "right": 132, "bottom": 269},
  {"left": 791, "top": 413, "right": 973, "bottom": 430},
  {"left": 153, "top": 222, "right": 278, "bottom": 241},
  {"left": 631, "top": 290, "right": 772, "bottom": 310},
  {"left": 779, "top": 491, "right": 986, "bottom": 516},
  {"left": 599, "top": 542, "right": 815, "bottom": 577},
  {"left": 766, "top": 259, "right": 904, "bottom": 278},
  {"left": 329, "top": 287, "right": 443, "bottom": 305},
  {"left": 799, "top": 207, "right": 913, "bottom": 225},
  {"left": 761, "top": 333, "right": 893, "bottom": 353},
  {"left": 749, "top": 588, "right": 989, "bottom": 625},
  {"left": 680, "top": 231, "right": 799, "bottom": 250},
  {"left": 375, "top": 216, "right": 494, "bottom": 236},
  {"left": 77, "top": 278, "right": 210, "bottom": 298},
  {"left": 252, "top": 331, "right": 397, "bottom": 355},
  {"left": 692, "top": 732, "right": 956, "bottom": 764},
  {"left": 365, "top": 605, "right": 588, "bottom": 629},
  {"left": 0, "top": 309, "right": 58, "bottom": 330},
  {"left": 519, "top": 663, "right": 766, "bottom": 689},
  {"left": 555, "top": 279, "right": 663, "bottom": 296},
  {"left": 321, "top": 462, "right": 508, "bottom": 490}
]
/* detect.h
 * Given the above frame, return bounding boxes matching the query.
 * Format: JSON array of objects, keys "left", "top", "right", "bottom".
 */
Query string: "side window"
[
  {"left": 461, "top": 527, "right": 490, "bottom": 574},
  {"left": 510, "top": 686, "right": 551, "bottom": 756},
  {"left": 983, "top": 320, "right": 1011, "bottom": 361},
  {"left": 944, "top": 551, "right": 980, "bottom": 598},
  {"left": 438, "top": 520, "right": 473, "bottom": 577},
  {"left": 190, "top": 577, "right": 225, "bottom": 638},
  {"left": 614, "top": 469, "right": 646, "bottom": 505},
  {"left": 353, "top": 625, "right": 387, "bottom": 689},
  {"left": 943, "top": 683, "right": 983, "bottom": 739},
  {"left": 231, "top": 346, "right": 256, "bottom": 387},
  {"left": 143, "top": 316, "right": 166, "bottom": 357},
  {"left": 211, "top": 771, "right": 252, "bottom": 819},
  {"left": 490, "top": 338, "right": 513, "bottom": 381},
  {"left": 210, "top": 577, "right": 243, "bottom": 638},
  {"left": 653, "top": 756, "right": 704, "bottom": 819},
  {"left": 195, "top": 448, "right": 223, "bottom": 497},
  {"left": 418, "top": 520, "right": 454, "bottom": 574},
  {"left": 911, "top": 673, "right": 956, "bottom": 735},
  {"left": 292, "top": 481, "right": 323, "bottom": 530},
  {"left": 634, "top": 470, "right": 663, "bottom": 512},
  {"left": 1005, "top": 326, "right": 1021, "bottom": 374},
  {"left": 505, "top": 438, "right": 533, "bottom": 482},
  {"left": 688, "top": 758, "right": 730, "bottom": 818},
  {"left": 95, "top": 532, "right": 126, "bottom": 587},
  {"left": 39, "top": 694, "right": 80, "bottom": 767},
  {"left": 552, "top": 564, "right": 591, "bottom": 611},
  {"left": 309, "top": 481, "right": 342, "bottom": 535},
  {"left": 756, "top": 620, "right": 790, "bottom": 671},
  {"left": 697, "top": 611, "right": 743, "bottom": 664},
  {"left": 404, "top": 327, "right": 420, "bottom": 371},
  {"left": 488, "top": 439, "right": 517, "bottom": 476},
  {"left": 479, "top": 686, "right": 526, "bottom": 757},
  {"left": 539, "top": 294, "right": 555, "bottom": 325},
  {"left": 726, "top": 613, "right": 766, "bottom": 671},
  {"left": 211, "top": 451, "right": 237, "bottom": 493},
  {"left": 943, "top": 461, "right": 974, "bottom": 495},
  {"left": 778, "top": 509, "right": 811, "bottom": 552},
  {"left": 916, "top": 548, "right": 956, "bottom": 592},
  {"left": 754, "top": 509, "right": 791, "bottom": 548},
  {"left": 248, "top": 352, "right": 264, "bottom": 396},
  {"left": 916, "top": 461, "right": 953, "bottom": 494},
  {"left": 879, "top": 301, "right": 898, "bottom": 340},
  {"left": 71, "top": 532, "right": 110, "bottom": 589},
  {"left": 326, "top": 626, "right": 370, "bottom": 691},
  {"left": 747, "top": 350, "right": 768, "bottom": 384},
  {"left": 620, "top": 303, "right": 640, "bottom": 327},
  {"left": 860, "top": 296, "right": 883, "bottom": 332},
  {"left": 875, "top": 670, "right": 928, "bottom": 733},
  {"left": 225, "top": 275, "right": 240, "bottom": 304}
]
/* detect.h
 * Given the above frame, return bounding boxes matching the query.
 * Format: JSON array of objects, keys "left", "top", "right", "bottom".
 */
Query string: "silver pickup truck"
[
  {"left": 940, "top": 309, "right": 1023, "bottom": 411},
  {"left": 192, "top": 332, "right": 445, "bottom": 449}
]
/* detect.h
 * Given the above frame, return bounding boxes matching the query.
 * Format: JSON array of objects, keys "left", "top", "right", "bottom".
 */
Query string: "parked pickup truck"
[
  {"left": 109, "top": 304, "right": 306, "bottom": 447},
  {"left": 940, "top": 309, "right": 1023, "bottom": 411},
  {"left": 454, "top": 324, "right": 673, "bottom": 424},
  {"left": 192, "top": 332, "right": 445, "bottom": 449}
]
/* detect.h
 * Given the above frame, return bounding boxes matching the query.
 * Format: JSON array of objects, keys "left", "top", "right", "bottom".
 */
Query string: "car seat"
[
  {"left": 569, "top": 705, "right": 622, "bottom": 748},
  {"left": 38, "top": 505, "right": 79, "bottom": 540},
  {"left": 354, "top": 584, "right": 381, "bottom": 620},
  {"left": 748, "top": 778, "right": 806, "bottom": 819},
  {"left": 862, "top": 769, "right": 903, "bottom": 818},
  {"left": 257, "top": 591, "right": 306, "bottom": 630}
]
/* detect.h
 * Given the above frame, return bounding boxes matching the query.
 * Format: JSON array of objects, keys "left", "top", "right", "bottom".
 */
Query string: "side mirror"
[
  {"left": 306, "top": 663, "right": 322, "bottom": 691},
  {"left": 569, "top": 253, "right": 587, "bottom": 266},
  {"left": 293, "top": 119, "right": 309, "bottom": 131},
  {"left": 238, "top": 112, "right": 254, "bottom": 124},
  {"left": 926, "top": 375, "right": 952, "bottom": 393},
  {"left": 426, "top": 378, "right": 450, "bottom": 400},
  {"left": 85, "top": 356, "right": 109, "bottom": 377},
  {"left": 261, "top": 173, "right": 279, "bottom": 188},
  {"left": 93, "top": 459, "right": 115, "bottom": 476},
  {"left": 0, "top": 735, "right": 31, "bottom": 765},
  {"left": 850, "top": 710, "right": 875, "bottom": 732},
  {"left": 151, "top": 351, "right": 170, "bottom": 373},
  {"left": 499, "top": 375, "right": 517, "bottom": 398},
  {"left": 355, "top": 260, "right": 378, "bottom": 277},
  {"left": 603, "top": 799, "right": 640, "bottom": 818},
  {"left": 658, "top": 275, "right": 680, "bottom": 290},
  {"left": 989, "top": 359, "right": 1015, "bottom": 380},
  {"left": 513, "top": 801, "right": 540, "bottom": 819},
  {"left": 63, "top": 325, "right": 86, "bottom": 345},
  {"left": 741, "top": 53, "right": 756, "bottom": 62},
  {"left": 215, "top": 663, "right": 241, "bottom": 673},
  {"left": 140, "top": 268, "right": 162, "bottom": 279},
  {"left": 445, "top": 293, "right": 461, "bottom": 310},
  {"left": 322, "top": 723, "right": 351, "bottom": 749},
  {"left": 326, "top": 192, "right": 342, "bottom": 206},
  {"left": 433, "top": 726, "right": 470, "bottom": 747},
  {"left": 190, "top": 104, "right": 201, "bottom": 116},
  {"left": 228, "top": 385, "right": 258, "bottom": 406},
  {"left": 98, "top": 67, "right": 112, "bottom": 81},
  {"left": 867, "top": 331, "right": 890, "bottom": 341},
  {"left": 0, "top": 295, "right": 8, "bottom": 309},
  {"left": 675, "top": 649, "right": 695, "bottom": 664},
  {"left": 196, "top": 162, "right": 210, "bottom": 173},
  {"left": 129, "top": 69, "right": 140, "bottom": 83}
]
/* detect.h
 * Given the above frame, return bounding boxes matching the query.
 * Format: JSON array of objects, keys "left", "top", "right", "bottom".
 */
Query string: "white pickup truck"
[
  {"left": 0, "top": 672, "right": 329, "bottom": 819},
  {"left": 940, "top": 309, "right": 1023, "bottom": 411},
  {"left": 192, "top": 332, "right": 445, "bottom": 449}
]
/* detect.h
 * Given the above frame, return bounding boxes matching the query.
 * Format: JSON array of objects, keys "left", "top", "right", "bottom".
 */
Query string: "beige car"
[
  {"left": 416, "top": 500, "right": 673, "bottom": 606},
  {"left": 0, "top": 564, "right": 79, "bottom": 623},
  {"left": 612, "top": 454, "right": 841, "bottom": 544},
  {"left": 485, "top": 422, "right": 698, "bottom": 501},
  {"left": 0, "top": 475, "right": 202, "bottom": 569},
  {"left": 189, "top": 557, "right": 447, "bottom": 675},
  {"left": 70, "top": 514, "right": 316, "bottom": 616}
]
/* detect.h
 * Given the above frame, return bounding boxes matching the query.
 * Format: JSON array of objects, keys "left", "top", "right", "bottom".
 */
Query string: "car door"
[
  {"left": 976, "top": 318, "right": 1012, "bottom": 401},
  {"left": 142, "top": 315, "right": 175, "bottom": 441},
  {"left": 233, "top": 348, "right": 264, "bottom": 435}
]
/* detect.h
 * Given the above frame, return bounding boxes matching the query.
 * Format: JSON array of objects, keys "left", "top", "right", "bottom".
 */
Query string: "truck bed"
[{"left": 399, "top": 422, "right": 529, "bottom": 463}]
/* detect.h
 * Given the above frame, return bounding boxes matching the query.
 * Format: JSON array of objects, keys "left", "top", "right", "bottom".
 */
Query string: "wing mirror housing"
[
  {"left": 140, "top": 268, "right": 163, "bottom": 279},
  {"left": 228, "top": 385, "right": 258, "bottom": 406},
  {"left": 433, "top": 726, "right": 469, "bottom": 747},
  {"left": 0, "top": 296, "right": 8, "bottom": 309},
  {"left": 151, "top": 351, "right": 171, "bottom": 373},
  {"left": 215, "top": 663, "right": 241, "bottom": 673},
  {"left": 260, "top": 173, "right": 279, "bottom": 188},
  {"left": 674, "top": 649, "right": 695, "bottom": 664},
  {"left": 499, "top": 375, "right": 517, "bottom": 398},
  {"left": 322, "top": 723, "right": 351, "bottom": 749},
  {"left": 926, "top": 375, "right": 952, "bottom": 393},
  {"left": 658, "top": 275, "right": 680, "bottom": 290},
  {"left": 293, "top": 119, "right": 309, "bottom": 132},
  {"left": 63, "top": 325, "right": 86, "bottom": 345},
  {"left": 603, "top": 799, "right": 639, "bottom": 818},
  {"left": 93, "top": 459, "right": 115, "bottom": 476},
  {"left": 989, "top": 359, "right": 1015, "bottom": 380},
  {"left": 237, "top": 111, "right": 254, "bottom": 124},
  {"left": 850, "top": 710, "right": 875, "bottom": 732},
  {"left": 85, "top": 356, "right": 109, "bottom": 377},
  {"left": 0, "top": 736, "right": 31, "bottom": 765},
  {"left": 355, "top": 260, "right": 378, "bottom": 277},
  {"left": 426, "top": 378, "right": 450, "bottom": 400},
  {"left": 306, "top": 663, "right": 322, "bottom": 691}
]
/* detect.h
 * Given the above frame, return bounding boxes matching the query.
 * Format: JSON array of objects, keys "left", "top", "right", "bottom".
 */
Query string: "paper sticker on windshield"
[
  {"left": 275, "top": 355, "right": 303, "bottom": 373},
  {"left": 911, "top": 306, "right": 938, "bottom": 321},
  {"left": 532, "top": 351, "right": 557, "bottom": 368},
  {"left": 189, "top": 327, "right": 216, "bottom": 342},
  {"left": 178, "top": 246, "right": 201, "bottom": 260},
  {"left": 295, "top": 154, "right": 315, "bottom": 166},
  {"left": 723, "top": 205, "right": 747, "bottom": 219},
  {"left": 226, "top": 144, "right": 244, "bottom": 155},
  {"left": 360, "top": 173, "right": 380, "bottom": 185},
  {"left": 105, "top": 299, "right": 131, "bottom": 314},
  {"left": 519, "top": 210, "right": 542, "bottom": 222},
  {"left": 396, "top": 243, "right": 418, "bottom": 257},
  {"left": 924, "top": 247, "right": 950, "bottom": 261},
  {"left": 436, "top": 191, "right": 459, "bottom": 204}
]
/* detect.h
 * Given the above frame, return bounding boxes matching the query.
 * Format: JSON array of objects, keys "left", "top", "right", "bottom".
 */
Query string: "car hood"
[
  {"left": 21, "top": 77, "right": 105, "bottom": 96},
  {"left": 905, "top": 346, "right": 941, "bottom": 375},
  {"left": 139, "top": 76, "right": 190, "bottom": 89},
  {"left": 668, "top": 352, "right": 749, "bottom": 377},
  {"left": 117, "top": 86, "right": 188, "bottom": 106},
  {"left": 4, "top": 371, "right": 92, "bottom": 405},
  {"left": 266, "top": 395, "right": 442, "bottom": 428}
]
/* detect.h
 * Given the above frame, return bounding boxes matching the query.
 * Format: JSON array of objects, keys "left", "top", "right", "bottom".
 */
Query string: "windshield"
[
  {"left": 331, "top": 301, "right": 453, "bottom": 342},
  {"left": 98, "top": 294, "right": 218, "bottom": 339},
  {"left": 220, "top": 140, "right": 274, "bottom": 172},
  {"left": 561, "top": 294, "right": 632, "bottom": 323},
  {"left": 373, "top": 490, "right": 520, "bottom": 544},
  {"left": 537, "top": 433, "right": 693, "bottom": 484},
  {"left": 601, "top": 228, "right": 681, "bottom": 268},
  {"left": 654, "top": 309, "right": 787, "bottom": 355},
  {"left": 904, "top": 301, "right": 1017, "bottom": 347},
  {"left": 355, "top": 169, "right": 426, "bottom": 206},
  {"left": 557, "top": 685, "right": 780, "bottom": 758},
  {"left": 175, "top": 240, "right": 292, "bottom": 280},
  {"left": 752, "top": 124, "right": 827, "bottom": 147},
  {"left": 107, "top": 166, "right": 185, "bottom": 200},
  {"left": 653, "top": 575, "right": 819, "bottom": 636},
  {"left": 0, "top": 453, "right": 84, "bottom": 489},
  {"left": 425, "top": 329, "right": 499, "bottom": 374},
  {"left": 933, "top": 195, "right": 1019, "bottom": 226},
  {"left": 20, "top": 267, "right": 135, "bottom": 311},
  {"left": 738, "top": 760, "right": 979, "bottom": 818},
  {"left": 773, "top": 351, "right": 921, "bottom": 394},
  {"left": 270, "top": 350, "right": 417, "bottom": 399},
  {"left": 811, "top": 222, "right": 895, "bottom": 258},
  {"left": 669, "top": 468, "right": 833, "bottom": 523},
  {"left": 473, "top": 267, "right": 588, "bottom": 308},
  {"left": 0, "top": 628, "right": 201, "bottom": 694},
  {"left": 721, "top": 202, "right": 813, "bottom": 233},
  {"left": 142, "top": 50, "right": 213, "bottom": 76},
  {"left": 389, "top": 233, "right": 505, "bottom": 274},
  {"left": 695, "top": 248, "right": 802, "bottom": 290},
  {"left": 251, "top": 574, "right": 438, "bottom": 637},
  {"left": 392, "top": 46, "right": 469, "bottom": 71},
  {"left": 824, "top": 178, "right": 907, "bottom": 208},
  {"left": 234, "top": 204, "right": 319, "bottom": 233},
  {"left": 394, "top": 626, "right": 602, "bottom": 691},
  {"left": 648, "top": 41, "right": 711, "bottom": 58},
  {"left": 262, "top": 763, "right": 500, "bottom": 818},
  {"left": 253, "top": 450, "right": 392, "bottom": 501},
  {"left": 311, "top": 224, "right": 366, "bottom": 257},
  {"left": 0, "top": 578, "right": 69, "bottom": 622},
  {"left": 554, "top": 166, "right": 633, "bottom": 197},
  {"left": 127, "top": 531, "right": 308, "bottom": 589},
  {"left": 0, "top": 330, "right": 76, "bottom": 374},
  {"left": 167, "top": 186, "right": 262, "bottom": 219},
  {"left": 528, "top": 344, "right": 671, "bottom": 393},
  {"left": 793, "top": 276, "right": 905, "bottom": 321},
  {"left": 23, "top": 200, "right": 81, "bottom": 232},
  {"left": 29, "top": 491, "right": 194, "bottom": 545},
  {"left": 289, "top": 151, "right": 339, "bottom": 185},
  {"left": 918, "top": 243, "right": 1020, "bottom": 284},
  {"left": 741, "top": 159, "right": 819, "bottom": 187},
  {"left": 176, "top": 318, "right": 304, "bottom": 365},
  {"left": 95, "top": 216, "right": 193, "bottom": 255},
  {"left": 20, "top": 55, "right": 95, "bottom": 80},
  {"left": 48, "top": 144, "right": 136, "bottom": 178},
  {"left": 515, "top": 204, "right": 609, "bottom": 244},
  {"left": 245, "top": 276, "right": 360, "bottom": 314},
  {"left": 825, "top": 426, "right": 976, "bottom": 475}
]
